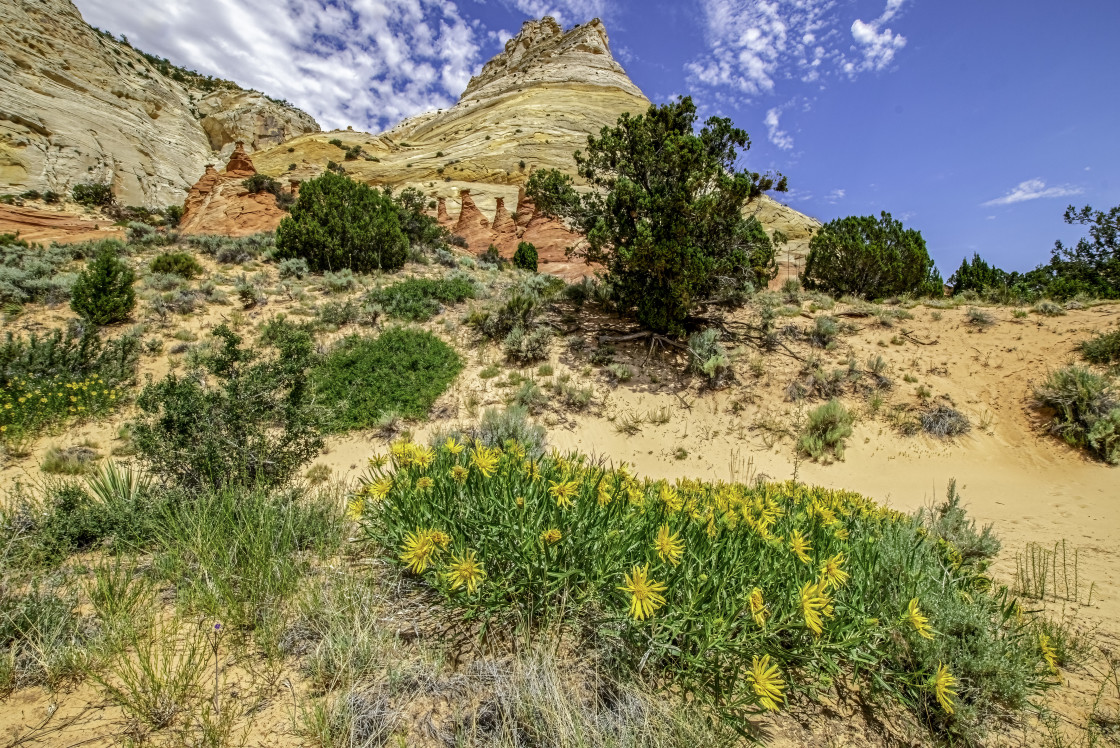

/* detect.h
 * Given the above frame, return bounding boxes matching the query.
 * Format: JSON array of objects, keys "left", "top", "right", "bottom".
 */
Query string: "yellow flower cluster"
[{"left": 1, "top": 374, "right": 121, "bottom": 443}]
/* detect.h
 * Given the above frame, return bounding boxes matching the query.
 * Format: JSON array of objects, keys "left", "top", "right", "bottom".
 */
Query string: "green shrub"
[
  {"left": 797, "top": 399, "right": 854, "bottom": 461},
  {"left": 502, "top": 325, "right": 552, "bottom": 364},
  {"left": 321, "top": 269, "right": 357, "bottom": 293},
  {"left": 0, "top": 240, "right": 78, "bottom": 306},
  {"left": 164, "top": 204, "right": 183, "bottom": 226},
  {"left": 0, "top": 326, "right": 139, "bottom": 451},
  {"left": 148, "top": 252, "right": 203, "bottom": 279},
  {"left": 802, "top": 212, "right": 943, "bottom": 299},
  {"left": 185, "top": 233, "right": 273, "bottom": 264},
  {"left": 513, "top": 241, "right": 538, "bottom": 272},
  {"left": 71, "top": 182, "right": 114, "bottom": 207},
  {"left": 275, "top": 171, "right": 408, "bottom": 273},
  {"left": 1079, "top": 328, "right": 1120, "bottom": 365},
  {"left": 688, "top": 328, "right": 730, "bottom": 385},
  {"left": 132, "top": 324, "right": 324, "bottom": 491},
  {"left": 915, "top": 480, "right": 1001, "bottom": 568},
  {"left": 1033, "top": 365, "right": 1119, "bottom": 464},
  {"left": 526, "top": 97, "right": 783, "bottom": 335},
  {"left": 328, "top": 138, "right": 343, "bottom": 148},
  {"left": 364, "top": 275, "right": 477, "bottom": 322},
  {"left": 278, "top": 257, "right": 309, "bottom": 279},
  {"left": 69, "top": 243, "right": 136, "bottom": 325},
  {"left": 354, "top": 444, "right": 1050, "bottom": 741},
  {"left": 314, "top": 328, "right": 462, "bottom": 432}
]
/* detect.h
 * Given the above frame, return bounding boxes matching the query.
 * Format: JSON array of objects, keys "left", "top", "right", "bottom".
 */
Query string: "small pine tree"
[
  {"left": 513, "top": 241, "right": 538, "bottom": 272},
  {"left": 70, "top": 242, "right": 136, "bottom": 325}
]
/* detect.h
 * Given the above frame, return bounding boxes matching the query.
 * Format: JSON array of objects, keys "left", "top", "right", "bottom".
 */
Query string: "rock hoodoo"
[
  {"left": 178, "top": 146, "right": 289, "bottom": 237},
  {"left": 224, "top": 142, "right": 257, "bottom": 176}
]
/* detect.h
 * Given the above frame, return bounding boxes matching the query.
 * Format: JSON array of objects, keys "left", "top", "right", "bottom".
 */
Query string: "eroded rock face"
[
  {"left": 178, "top": 148, "right": 289, "bottom": 237},
  {"left": 182, "top": 15, "right": 817, "bottom": 280},
  {"left": 0, "top": 203, "right": 124, "bottom": 244},
  {"left": 0, "top": 0, "right": 318, "bottom": 207}
]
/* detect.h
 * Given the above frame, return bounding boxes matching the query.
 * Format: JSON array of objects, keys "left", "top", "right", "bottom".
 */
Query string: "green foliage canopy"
[
  {"left": 275, "top": 171, "right": 408, "bottom": 273},
  {"left": 69, "top": 242, "right": 136, "bottom": 325},
  {"left": 527, "top": 96, "right": 785, "bottom": 335},
  {"left": 513, "top": 241, "right": 539, "bottom": 273},
  {"left": 132, "top": 325, "right": 324, "bottom": 491},
  {"left": 802, "top": 212, "right": 943, "bottom": 299}
]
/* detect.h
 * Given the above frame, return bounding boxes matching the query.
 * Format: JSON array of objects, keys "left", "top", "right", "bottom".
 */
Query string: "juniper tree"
[{"left": 527, "top": 96, "right": 785, "bottom": 335}]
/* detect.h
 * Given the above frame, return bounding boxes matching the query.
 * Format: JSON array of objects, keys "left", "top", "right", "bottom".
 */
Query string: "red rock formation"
[
  {"left": 436, "top": 197, "right": 452, "bottom": 227},
  {"left": 492, "top": 197, "right": 516, "bottom": 234},
  {"left": 0, "top": 204, "right": 125, "bottom": 245},
  {"left": 225, "top": 141, "right": 256, "bottom": 176},
  {"left": 179, "top": 150, "right": 287, "bottom": 237},
  {"left": 515, "top": 186, "right": 535, "bottom": 227},
  {"left": 453, "top": 189, "right": 496, "bottom": 249},
  {"left": 441, "top": 189, "right": 591, "bottom": 280}
]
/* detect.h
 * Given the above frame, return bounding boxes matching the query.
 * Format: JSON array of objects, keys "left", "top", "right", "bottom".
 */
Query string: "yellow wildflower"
[
  {"left": 749, "top": 587, "right": 768, "bottom": 627},
  {"left": 416, "top": 476, "right": 434, "bottom": 490},
  {"left": 597, "top": 483, "right": 614, "bottom": 507},
  {"left": 1039, "top": 634, "right": 1059, "bottom": 675},
  {"left": 367, "top": 453, "right": 388, "bottom": 469},
  {"left": 903, "top": 598, "right": 934, "bottom": 639},
  {"left": 345, "top": 497, "right": 364, "bottom": 521},
  {"left": 659, "top": 484, "right": 683, "bottom": 513},
  {"left": 789, "top": 529, "right": 812, "bottom": 563},
  {"left": 653, "top": 524, "right": 684, "bottom": 566},
  {"left": 931, "top": 662, "right": 958, "bottom": 714},
  {"left": 618, "top": 564, "right": 668, "bottom": 621},
  {"left": 549, "top": 479, "right": 580, "bottom": 508},
  {"left": 470, "top": 447, "right": 500, "bottom": 478},
  {"left": 452, "top": 465, "right": 469, "bottom": 484},
  {"left": 799, "top": 580, "right": 833, "bottom": 636},
  {"left": 746, "top": 654, "right": 785, "bottom": 711},
  {"left": 540, "top": 528, "right": 562, "bottom": 545},
  {"left": 505, "top": 442, "right": 525, "bottom": 460},
  {"left": 426, "top": 530, "right": 453, "bottom": 549},
  {"left": 412, "top": 445, "right": 436, "bottom": 470},
  {"left": 390, "top": 439, "right": 413, "bottom": 461},
  {"left": 819, "top": 552, "right": 849, "bottom": 589},
  {"left": 443, "top": 437, "right": 464, "bottom": 455},
  {"left": 515, "top": 496, "right": 525, "bottom": 508},
  {"left": 445, "top": 549, "right": 486, "bottom": 593},
  {"left": 365, "top": 476, "right": 394, "bottom": 503},
  {"left": 400, "top": 529, "right": 438, "bottom": 574}
]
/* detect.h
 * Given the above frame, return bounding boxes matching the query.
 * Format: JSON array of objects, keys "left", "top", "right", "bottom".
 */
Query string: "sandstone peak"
[
  {"left": 461, "top": 17, "right": 642, "bottom": 102},
  {"left": 0, "top": 0, "right": 319, "bottom": 206}
]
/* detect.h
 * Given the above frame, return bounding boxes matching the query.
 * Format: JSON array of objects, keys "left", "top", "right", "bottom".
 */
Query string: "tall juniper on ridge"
[{"left": 527, "top": 96, "right": 786, "bottom": 336}]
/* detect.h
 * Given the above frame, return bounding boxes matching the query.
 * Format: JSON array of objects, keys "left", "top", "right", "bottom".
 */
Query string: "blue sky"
[{"left": 73, "top": 0, "right": 1120, "bottom": 274}]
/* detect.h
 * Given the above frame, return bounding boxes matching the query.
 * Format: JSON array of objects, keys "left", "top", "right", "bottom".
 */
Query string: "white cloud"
[
  {"left": 825, "top": 188, "right": 845, "bottom": 203},
  {"left": 506, "top": 0, "right": 607, "bottom": 26},
  {"left": 764, "top": 107, "right": 793, "bottom": 149},
  {"left": 982, "top": 178, "right": 1083, "bottom": 207},
  {"left": 687, "top": 0, "right": 910, "bottom": 96},
  {"left": 844, "top": 0, "right": 907, "bottom": 74},
  {"left": 73, "top": 0, "right": 484, "bottom": 133}
]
